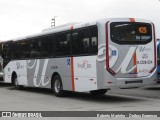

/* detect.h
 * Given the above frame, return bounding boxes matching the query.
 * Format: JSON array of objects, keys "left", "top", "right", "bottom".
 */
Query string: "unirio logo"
[
  {"left": 138, "top": 46, "right": 151, "bottom": 52},
  {"left": 16, "top": 62, "right": 24, "bottom": 69},
  {"left": 77, "top": 60, "right": 91, "bottom": 69}
]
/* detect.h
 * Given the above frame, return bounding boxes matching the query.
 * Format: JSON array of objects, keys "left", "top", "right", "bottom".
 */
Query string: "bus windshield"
[{"left": 110, "top": 22, "right": 152, "bottom": 44}]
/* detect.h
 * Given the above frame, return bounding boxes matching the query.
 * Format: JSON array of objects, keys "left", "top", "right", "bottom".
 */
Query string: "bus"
[{"left": 0, "top": 18, "right": 157, "bottom": 96}]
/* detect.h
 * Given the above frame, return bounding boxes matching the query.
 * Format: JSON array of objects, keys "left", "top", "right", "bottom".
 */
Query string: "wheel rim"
[{"left": 54, "top": 79, "right": 61, "bottom": 93}]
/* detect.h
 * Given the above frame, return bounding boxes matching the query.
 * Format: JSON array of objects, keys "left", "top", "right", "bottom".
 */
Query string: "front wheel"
[
  {"left": 52, "top": 75, "right": 64, "bottom": 97},
  {"left": 90, "top": 89, "right": 107, "bottom": 96}
]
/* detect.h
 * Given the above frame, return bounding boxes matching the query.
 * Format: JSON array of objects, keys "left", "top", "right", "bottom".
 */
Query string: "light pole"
[{"left": 51, "top": 16, "right": 57, "bottom": 27}]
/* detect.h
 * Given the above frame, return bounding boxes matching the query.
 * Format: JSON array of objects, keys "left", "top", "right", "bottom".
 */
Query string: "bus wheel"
[
  {"left": 90, "top": 89, "right": 107, "bottom": 96},
  {"left": 14, "top": 76, "right": 23, "bottom": 90},
  {"left": 52, "top": 75, "right": 64, "bottom": 97}
]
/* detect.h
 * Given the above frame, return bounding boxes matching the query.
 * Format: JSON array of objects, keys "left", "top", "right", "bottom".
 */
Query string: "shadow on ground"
[
  {"left": 144, "top": 87, "right": 160, "bottom": 90},
  {"left": 5, "top": 86, "right": 145, "bottom": 103}
]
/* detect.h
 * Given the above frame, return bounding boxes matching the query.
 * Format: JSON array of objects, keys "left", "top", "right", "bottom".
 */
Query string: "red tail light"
[{"left": 106, "top": 22, "right": 116, "bottom": 76}]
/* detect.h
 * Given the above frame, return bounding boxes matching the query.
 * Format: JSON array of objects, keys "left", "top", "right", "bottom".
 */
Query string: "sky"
[{"left": 0, "top": 0, "right": 160, "bottom": 41}]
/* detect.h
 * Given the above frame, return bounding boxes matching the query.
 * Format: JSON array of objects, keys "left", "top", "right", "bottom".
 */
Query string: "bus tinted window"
[
  {"left": 21, "top": 41, "right": 30, "bottom": 58},
  {"left": 55, "top": 32, "right": 71, "bottom": 56},
  {"left": 41, "top": 35, "right": 54, "bottom": 57},
  {"left": 14, "top": 41, "right": 30, "bottom": 59},
  {"left": 0, "top": 43, "right": 2, "bottom": 56},
  {"left": 37, "top": 39, "right": 42, "bottom": 57},
  {"left": 72, "top": 28, "right": 90, "bottom": 55},
  {"left": 110, "top": 22, "right": 152, "bottom": 44},
  {"left": 89, "top": 26, "right": 98, "bottom": 54},
  {"left": 30, "top": 38, "right": 40, "bottom": 58},
  {"left": 9, "top": 25, "right": 98, "bottom": 59},
  {"left": 13, "top": 42, "right": 19, "bottom": 59},
  {"left": 3, "top": 43, "right": 11, "bottom": 59}
]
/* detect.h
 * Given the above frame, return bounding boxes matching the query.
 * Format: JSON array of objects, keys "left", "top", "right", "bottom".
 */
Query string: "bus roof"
[
  {"left": 2, "top": 18, "right": 152, "bottom": 42},
  {"left": 11, "top": 20, "right": 96, "bottom": 42}
]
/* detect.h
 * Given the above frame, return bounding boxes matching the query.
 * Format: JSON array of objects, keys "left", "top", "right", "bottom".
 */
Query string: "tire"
[
  {"left": 52, "top": 75, "right": 64, "bottom": 97},
  {"left": 14, "top": 75, "right": 23, "bottom": 90},
  {"left": 90, "top": 89, "right": 107, "bottom": 96}
]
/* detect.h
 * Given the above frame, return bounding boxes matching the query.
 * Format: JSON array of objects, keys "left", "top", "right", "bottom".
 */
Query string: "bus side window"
[
  {"left": 37, "top": 39, "right": 42, "bottom": 57},
  {"left": 0, "top": 43, "right": 2, "bottom": 57},
  {"left": 89, "top": 26, "right": 98, "bottom": 54},
  {"left": 83, "top": 38, "right": 90, "bottom": 53},
  {"left": 30, "top": 39, "right": 37, "bottom": 58},
  {"left": 48, "top": 35, "right": 55, "bottom": 57},
  {"left": 3, "top": 43, "right": 11, "bottom": 59},
  {"left": 40, "top": 35, "right": 55, "bottom": 58},
  {"left": 72, "top": 28, "right": 90, "bottom": 55},
  {"left": 41, "top": 36, "right": 49, "bottom": 57},
  {"left": 23, "top": 41, "right": 30, "bottom": 58},
  {"left": 13, "top": 42, "right": 19, "bottom": 59},
  {"left": 55, "top": 32, "right": 70, "bottom": 57},
  {"left": 19, "top": 41, "right": 30, "bottom": 59}
]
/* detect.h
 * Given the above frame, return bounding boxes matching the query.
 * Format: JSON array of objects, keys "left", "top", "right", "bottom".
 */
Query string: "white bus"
[{"left": 0, "top": 18, "right": 157, "bottom": 96}]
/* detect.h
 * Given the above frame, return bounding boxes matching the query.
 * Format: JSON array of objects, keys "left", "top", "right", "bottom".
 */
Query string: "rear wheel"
[
  {"left": 52, "top": 75, "right": 64, "bottom": 97},
  {"left": 90, "top": 89, "right": 107, "bottom": 96}
]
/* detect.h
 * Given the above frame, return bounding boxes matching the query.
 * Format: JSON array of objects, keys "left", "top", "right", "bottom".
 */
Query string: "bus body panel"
[
  {"left": 4, "top": 58, "right": 73, "bottom": 90},
  {"left": 73, "top": 56, "right": 98, "bottom": 92},
  {"left": 115, "top": 69, "right": 157, "bottom": 88},
  {"left": 3, "top": 56, "right": 98, "bottom": 92}
]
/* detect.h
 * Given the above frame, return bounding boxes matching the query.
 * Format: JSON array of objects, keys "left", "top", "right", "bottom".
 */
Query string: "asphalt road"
[{"left": 1, "top": 83, "right": 160, "bottom": 120}]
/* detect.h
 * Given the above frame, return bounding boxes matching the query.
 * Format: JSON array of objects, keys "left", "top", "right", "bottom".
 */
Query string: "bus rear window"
[{"left": 110, "top": 22, "right": 152, "bottom": 44}]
